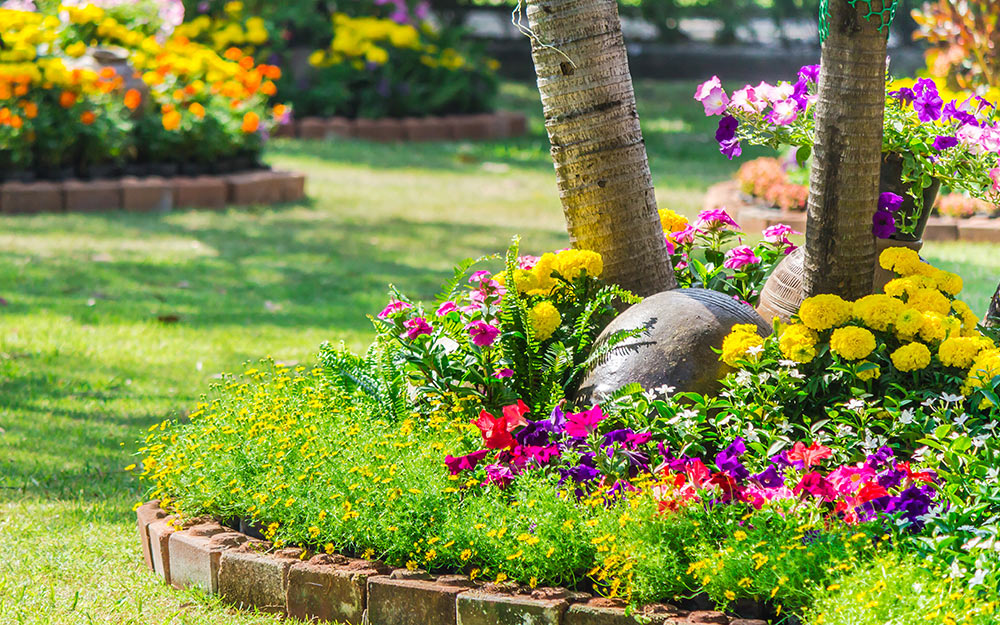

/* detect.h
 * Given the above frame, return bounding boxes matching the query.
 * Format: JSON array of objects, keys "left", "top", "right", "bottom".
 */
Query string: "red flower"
[
  {"left": 856, "top": 481, "right": 889, "bottom": 504},
  {"left": 472, "top": 400, "right": 530, "bottom": 450},
  {"left": 787, "top": 441, "right": 833, "bottom": 469}
]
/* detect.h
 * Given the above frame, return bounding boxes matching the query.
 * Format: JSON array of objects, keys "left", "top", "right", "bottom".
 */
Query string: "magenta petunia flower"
[
  {"left": 990, "top": 167, "right": 1000, "bottom": 192},
  {"left": 564, "top": 406, "right": 605, "bottom": 438},
  {"left": 378, "top": 300, "right": 412, "bottom": 319},
  {"left": 436, "top": 301, "right": 459, "bottom": 317},
  {"left": 672, "top": 224, "right": 699, "bottom": 244},
  {"left": 467, "top": 320, "right": 500, "bottom": 347},
  {"left": 723, "top": 245, "right": 761, "bottom": 270},
  {"left": 469, "top": 270, "right": 492, "bottom": 284},
  {"left": 444, "top": 449, "right": 490, "bottom": 475},
  {"left": 493, "top": 368, "right": 514, "bottom": 379},
  {"left": 872, "top": 210, "right": 897, "bottom": 239},
  {"left": 403, "top": 317, "right": 432, "bottom": 340},
  {"left": 697, "top": 208, "right": 740, "bottom": 231},
  {"left": 798, "top": 64, "right": 820, "bottom": 83}
]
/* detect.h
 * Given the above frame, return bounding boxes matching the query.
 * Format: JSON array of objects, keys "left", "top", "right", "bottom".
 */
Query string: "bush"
[{"left": 0, "top": 3, "right": 283, "bottom": 177}]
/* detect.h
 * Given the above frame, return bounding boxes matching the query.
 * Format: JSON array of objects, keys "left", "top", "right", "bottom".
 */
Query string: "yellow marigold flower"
[
  {"left": 798, "top": 294, "right": 852, "bottom": 331},
  {"left": 918, "top": 311, "right": 950, "bottom": 343},
  {"left": 884, "top": 275, "right": 935, "bottom": 298},
  {"left": 553, "top": 249, "right": 603, "bottom": 280},
  {"left": 856, "top": 361, "right": 880, "bottom": 381},
  {"left": 952, "top": 299, "right": 980, "bottom": 334},
  {"left": 779, "top": 324, "right": 818, "bottom": 363},
  {"left": 878, "top": 247, "right": 924, "bottom": 276},
  {"left": 721, "top": 324, "right": 764, "bottom": 367},
  {"left": 962, "top": 348, "right": 1000, "bottom": 396},
  {"left": 65, "top": 41, "right": 87, "bottom": 58},
  {"left": 894, "top": 307, "right": 924, "bottom": 339},
  {"left": 659, "top": 208, "right": 689, "bottom": 234},
  {"left": 528, "top": 252, "right": 557, "bottom": 295},
  {"left": 499, "top": 268, "right": 538, "bottom": 293},
  {"left": 852, "top": 294, "right": 904, "bottom": 332},
  {"left": 939, "top": 337, "right": 989, "bottom": 369},
  {"left": 528, "top": 301, "right": 562, "bottom": 341},
  {"left": 908, "top": 288, "right": 951, "bottom": 316},
  {"left": 891, "top": 342, "right": 931, "bottom": 372},
  {"left": 829, "top": 326, "right": 876, "bottom": 360},
  {"left": 935, "top": 270, "right": 963, "bottom": 296}
]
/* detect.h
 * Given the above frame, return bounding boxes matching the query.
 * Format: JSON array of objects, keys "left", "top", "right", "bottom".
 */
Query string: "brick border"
[
  {"left": 273, "top": 111, "right": 529, "bottom": 143},
  {"left": 704, "top": 180, "right": 1000, "bottom": 244},
  {"left": 0, "top": 170, "right": 307, "bottom": 216},
  {"left": 136, "top": 501, "right": 765, "bottom": 625}
]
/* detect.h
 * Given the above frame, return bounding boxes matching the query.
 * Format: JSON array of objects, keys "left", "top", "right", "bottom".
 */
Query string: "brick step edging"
[
  {"left": 136, "top": 500, "right": 766, "bottom": 625},
  {"left": 704, "top": 180, "right": 1000, "bottom": 244},
  {"left": 0, "top": 170, "right": 307, "bottom": 215},
  {"left": 275, "top": 111, "right": 529, "bottom": 143}
]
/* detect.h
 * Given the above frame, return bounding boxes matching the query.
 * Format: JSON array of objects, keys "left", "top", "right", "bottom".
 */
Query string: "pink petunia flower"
[
  {"left": 563, "top": 406, "right": 605, "bottom": 438},
  {"left": 694, "top": 75, "right": 722, "bottom": 101},
  {"left": 730, "top": 85, "right": 765, "bottom": 113},
  {"left": 768, "top": 99, "right": 799, "bottom": 125},
  {"left": 701, "top": 86, "right": 729, "bottom": 116},
  {"left": 518, "top": 255, "right": 540, "bottom": 270}
]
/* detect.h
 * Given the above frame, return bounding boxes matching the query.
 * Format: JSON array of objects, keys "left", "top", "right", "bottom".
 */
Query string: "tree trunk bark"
[
  {"left": 802, "top": 0, "right": 888, "bottom": 299},
  {"left": 524, "top": 0, "right": 676, "bottom": 296}
]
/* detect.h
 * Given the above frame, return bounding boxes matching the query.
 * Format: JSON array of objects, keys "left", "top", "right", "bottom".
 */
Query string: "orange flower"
[
  {"left": 189, "top": 102, "right": 205, "bottom": 119},
  {"left": 239, "top": 56, "right": 254, "bottom": 71},
  {"left": 9, "top": 114, "right": 22, "bottom": 129},
  {"left": 162, "top": 110, "right": 181, "bottom": 131},
  {"left": 20, "top": 101, "right": 37, "bottom": 119},
  {"left": 260, "top": 80, "right": 276, "bottom": 96},
  {"left": 241, "top": 111, "right": 260, "bottom": 133},
  {"left": 124, "top": 89, "right": 141, "bottom": 110},
  {"left": 99, "top": 67, "right": 116, "bottom": 80},
  {"left": 14, "top": 84, "right": 28, "bottom": 96},
  {"left": 0, "top": 108, "right": 11, "bottom": 124},
  {"left": 272, "top": 103, "right": 287, "bottom": 117},
  {"left": 80, "top": 111, "right": 96, "bottom": 125},
  {"left": 59, "top": 90, "right": 77, "bottom": 108},
  {"left": 262, "top": 65, "right": 282, "bottom": 80},
  {"left": 172, "top": 89, "right": 184, "bottom": 102},
  {"left": 224, "top": 47, "right": 243, "bottom": 61}
]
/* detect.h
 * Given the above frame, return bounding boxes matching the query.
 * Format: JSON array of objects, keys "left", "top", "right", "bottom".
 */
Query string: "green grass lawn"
[{"left": 1, "top": 80, "right": 998, "bottom": 624}]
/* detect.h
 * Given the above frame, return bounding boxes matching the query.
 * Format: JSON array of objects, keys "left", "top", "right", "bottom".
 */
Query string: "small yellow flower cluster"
[
  {"left": 658, "top": 208, "right": 689, "bottom": 236},
  {"left": 721, "top": 323, "right": 764, "bottom": 367}
]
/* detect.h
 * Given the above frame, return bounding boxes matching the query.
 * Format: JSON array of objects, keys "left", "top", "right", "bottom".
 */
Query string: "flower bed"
[
  {"left": 0, "top": 3, "right": 285, "bottom": 181},
  {"left": 132, "top": 213, "right": 1000, "bottom": 624},
  {"left": 173, "top": 4, "right": 499, "bottom": 120}
]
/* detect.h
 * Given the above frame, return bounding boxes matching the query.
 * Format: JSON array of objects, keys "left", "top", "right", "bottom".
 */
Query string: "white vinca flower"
[
  {"left": 941, "top": 393, "right": 964, "bottom": 404},
  {"left": 845, "top": 399, "right": 865, "bottom": 412},
  {"left": 778, "top": 359, "right": 797, "bottom": 367},
  {"left": 735, "top": 370, "right": 753, "bottom": 385},
  {"left": 898, "top": 408, "right": 915, "bottom": 425}
]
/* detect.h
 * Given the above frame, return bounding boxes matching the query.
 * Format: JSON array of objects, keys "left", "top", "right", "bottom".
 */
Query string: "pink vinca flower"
[
  {"left": 696, "top": 208, "right": 740, "bottom": 231},
  {"left": 436, "top": 301, "right": 459, "bottom": 317},
  {"left": 723, "top": 246, "right": 761, "bottom": 270},
  {"left": 493, "top": 368, "right": 514, "bottom": 379},
  {"left": 467, "top": 320, "right": 500, "bottom": 347},
  {"left": 378, "top": 300, "right": 412, "bottom": 319},
  {"left": 403, "top": 317, "right": 432, "bottom": 340}
]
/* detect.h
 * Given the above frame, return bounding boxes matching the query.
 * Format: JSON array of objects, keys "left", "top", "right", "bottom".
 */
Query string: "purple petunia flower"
[
  {"left": 943, "top": 100, "right": 978, "bottom": 126},
  {"left": 715, "top": 115, "right": 738, "bottom": 143},
  {"left": 872, "top": 210, "right": 897, "bottom": 239},
  {"left": 720, "top": 138, "right": 742, "bottom": 160},
  {"left": 753, "top": 465, "right": 785, "bottom": 488},
  {"left": 798, "top": 64, "right": 820, "bottom": 83},
  {"left": 933, "top": 135, "right": 959, "bottom": 151},
  {"left": 913, "top": 83, "right": 944, "bottom": 123},
  {"left": 890, "top": 87, "right": 915, "bottom": 104},
  {"left": 878, "top": 192, "right": 904, "bottom": 213},
  {"left": 714, "top": 438, "right": 750, "bottom": 481}
]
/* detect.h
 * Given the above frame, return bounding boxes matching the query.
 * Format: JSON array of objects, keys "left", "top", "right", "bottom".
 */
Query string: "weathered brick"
[
  {"left": 173, "top": 176, "right": 227, "bottom": 209},
  {"left": 457, "top": 589, "right": 568, "bottom": 625},
  {"left": 226, "top": 171, "right": 282, "bottom": 206},
  {"left": 0, "top": 181, "right": 63, "bottom": 214},
  {"left": 63, "top": 179, "right": 122, "bottom": 212},
  {"left": 272, "top": 121, "right": 296, "bottom": 138},
  {"left": 327, "top": 117, "right": 355, "bottom": 139},
  {"left": 686, "top": 611, "right": 729, "bottom": 624},
  {"left": 500, "top": 111, "right": 528, "bottom": 137},
  {"left": 958, "top": 218, "right": 1000, "bottom": 243},
  {"left": 271, "top": 170, "right": 307, "bottom": 202},
  {"left": 565, "top": 599, "right": 685, "bottom": 625},
  {"left": 367, "top": 570, "right": 470, "bottom": 625},
  {"left": 218, "top": 546, "right": 303, "bottom": 614},
  {"left": 402, "top": 117, "right": 453, "bottom": 142},
  {"left": 286, "top": 554, "right": 388, "bottom": 623},
  {"left": 449, "top": 115, "right": 493, "bottom": 141},
  {"left": 147, "top": 517, "right": 177, "bottom": 584},
  {"left": 923, "top": 217, "right": 959, "bottom": 242},
  {"left": 136, "top": 501, "right": 168, "bottom": 570},
  {"left": 121, "top": 176, "right": 173, "bottom": 212},
  {"left": 728, "top": 620, "right": 767, "bottom": 625},
  {"left": 297, "top": 117, "right": 329, "bottom": 140},
  {"left": 764, "top": 211, "right": 806, "bottom": 233},
  {"left": 168, "top": 523, "right": 245, "bottom": 593},
  {"left": 355, "top": 118, "right": 405, "bottom": 142}
]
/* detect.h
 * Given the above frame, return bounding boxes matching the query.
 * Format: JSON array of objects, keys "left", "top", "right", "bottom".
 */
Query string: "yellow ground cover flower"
[
  {"left": 829, "top": 326, "right": 876, "bottom": 360},
  {"left": 798, "top": 294, "right": 852, "bottom": 331},
  {"left": 891, "top": 342, "right": 932, "bottom": 372}
]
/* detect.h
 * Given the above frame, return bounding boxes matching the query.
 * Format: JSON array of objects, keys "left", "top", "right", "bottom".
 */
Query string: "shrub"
[
  {"left": 936, "top": 193, "right": 993, "bottom": 219},
  {"left": 0, "top": 3, "right": 284, "bottom": 177},
  {"left": 736, "top": 157, "right": 808, "bottom": 211}
]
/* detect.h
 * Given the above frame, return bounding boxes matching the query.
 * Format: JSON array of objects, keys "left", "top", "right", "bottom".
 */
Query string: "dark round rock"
[{"left": 576, "top": 288, "right": 770, "bottom": 402}]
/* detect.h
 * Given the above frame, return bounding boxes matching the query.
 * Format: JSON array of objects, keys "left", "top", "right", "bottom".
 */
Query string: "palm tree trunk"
[
  {"left": 802, "top": 0, "right": 888, "bottom": 299},
  {"left": 523, "top": 0, "right": 676, "bottom": 296}
]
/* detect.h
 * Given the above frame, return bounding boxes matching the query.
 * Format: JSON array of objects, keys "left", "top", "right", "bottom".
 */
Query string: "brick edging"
[
  {"left": 704, "top": 180, "right": 1000, "bottom": 244},
  {"left": 275, "top": 111, "right": 528, "bottom": 143},
  {"left": 136, "top": 500, "right": 765, "bottom": 625},
  {"left": 0, "top": 170, "right": 307, "bottom": 215}
]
